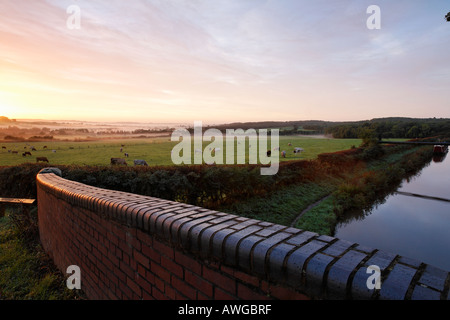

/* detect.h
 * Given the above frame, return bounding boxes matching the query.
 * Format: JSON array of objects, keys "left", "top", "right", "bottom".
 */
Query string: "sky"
[{"left": 0, "top": 0, "right": 449, "bottom": 124}]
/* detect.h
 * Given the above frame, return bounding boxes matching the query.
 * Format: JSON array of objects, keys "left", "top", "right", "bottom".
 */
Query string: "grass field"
[
  {"left": 0, "top": 136, "right": 362, "bottom": 167},
  {"left": 0, "top": 207, "right": 80, "bottom": 299}
]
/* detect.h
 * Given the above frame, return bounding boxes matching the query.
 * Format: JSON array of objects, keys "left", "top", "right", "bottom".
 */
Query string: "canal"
[{"left": 334, "top": 151, "right": 450, "bottom": 271}]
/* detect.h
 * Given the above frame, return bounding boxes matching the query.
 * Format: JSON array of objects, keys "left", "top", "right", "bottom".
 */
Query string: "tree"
[
  {"left": 358, "top": 127, "right": 378, "bottom": 147},
  {"left": 406, "top": 125, "right": 420, "bottom": 138}
]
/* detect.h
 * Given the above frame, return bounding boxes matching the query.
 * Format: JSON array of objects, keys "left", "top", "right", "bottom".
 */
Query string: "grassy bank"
[
  {"left": 219, "top": 144, "right": 434, "bottom": 236},
  {"left": 219, "top": 182, "right": 337, "bottom": 227},
  {"left": 0, "top": 207, "right": 82, "bottom": 300}
]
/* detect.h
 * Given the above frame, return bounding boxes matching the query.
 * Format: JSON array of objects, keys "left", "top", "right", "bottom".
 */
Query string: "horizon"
[
  {"left": 2, "top": 115, "right": 450, "bottom": 128},
  {"left": 1, "top": 1, "right": 449, "bottom": 123}
]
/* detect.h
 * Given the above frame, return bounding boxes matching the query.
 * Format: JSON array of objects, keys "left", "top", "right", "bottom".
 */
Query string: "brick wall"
[{"left": 36, "top": 168, "right": 449, "bottom": 300}]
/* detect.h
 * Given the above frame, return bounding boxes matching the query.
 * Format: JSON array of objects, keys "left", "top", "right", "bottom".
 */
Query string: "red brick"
[
  {"left": 161, "top": 256, "right": 183, "bottom": 278},
  {"left": 220, "top": 265, "right": 235, "bottom": 276},
  {"left": 214, "top": 287, "right": 236, "bottom": 300},
  {"left": 107, "top": 231, "right": 119, "bottom": 247},
  {"left": 107, "top": 249, "right": 120, "bottom": 267},
  {"left": 137, "top": 263, "right": 147, "bottom": 277},
  {"left": 126, "top": 231, "right": 141, "bottom": 251},
  {"left": 202, "top": 267, "right": 236, "bottom": 294},
  {"left": 134, "top": 249, "right": 150, "bottom": 269},
  {"left": 237, "top": 283, "right": 271, "bottom": 300},
  {"left": 185, "top": 270, "right": 213, "bottom": 298},
  {"left": 165, "top": 285, "right": 176, "bottom": 300},
  {"left": 137, "top": 230, "right": 153, "bottom": 246},
  {"left": 260, "top": 280, "right": 270, "bottom": 293},
  {"left": 171, "top": 276, "right": 197, "bottom": 300},
  {"left": 118, "top": 238, "right": 133, "bottom": 257},
  {"left": 151, "top": 262, "right": 171, "bottom": 283},
  {"left": 135, "top": 274, "right": 152, "bottom": 294},
  {"left": 152, "top": 287, "right": 169, "bottom": 300},
  {"left": 142, "top": 243, "right": 161, "bottom": 263},
  {"left": 154, "top": 276, "right": 165, "bottom": 292},
  {"left": 234, "top": 270, "right": 260, "bottom": 288},
  {"left": 97, "top": 242, "right": 108, "bottom": 257},
  {"left": 119, "top": 281, "right": 133, "bottom": 300},
  {"left": 100, "top": 255, "right": 114, "bottom": 272},
  {"left": 119, "top": 260, "right": 135, "bottom": 279},
  {"left": 175, "top": 251, "right": 202, "bottom": 275},
  {"left": 153, "top": 240, "right": 174, "bottom": 259},
  {"left": 268, "top": 285, "right": 310, "bottom": 300},
  {"left": 122, "top": 252, "right": 130, "bottom": 265},
  {"left": 142, "top": 289, "right": 154, "bottom": 300}
]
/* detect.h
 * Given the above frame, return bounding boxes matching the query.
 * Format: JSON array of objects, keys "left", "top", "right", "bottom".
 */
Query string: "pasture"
[{"left": 0, "top": 136, "right": 362, "bottom": 167}]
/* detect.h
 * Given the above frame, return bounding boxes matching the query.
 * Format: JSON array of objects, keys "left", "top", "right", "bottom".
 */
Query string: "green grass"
[
  {"left": 294, "top": 195, "right": 337, "bottom": 236},
  {"left": 219, "top": 144, "right": 433, "bottom": 236},
  {"left": 0, "top": 207, "right": 80, "bottom": 300},
  {"left": 219, "top": 182, "right": 337, "bottom": 227},
  {"left": 0, "top": 136, "right": 362, "bottom": 167}
]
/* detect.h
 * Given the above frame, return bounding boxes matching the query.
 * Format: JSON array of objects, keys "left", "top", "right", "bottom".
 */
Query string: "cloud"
[{"left": 1, "top": 0, "right": 449, "bottom": 122}]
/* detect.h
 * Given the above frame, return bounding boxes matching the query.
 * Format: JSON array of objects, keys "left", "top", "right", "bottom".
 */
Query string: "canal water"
[{"left": 334, "top": 152, "right": 450, "bottom": 271}]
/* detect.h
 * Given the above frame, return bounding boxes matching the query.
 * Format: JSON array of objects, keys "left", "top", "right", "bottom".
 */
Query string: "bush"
[{"left": 358, "top": 144, "right": 384, "bottom": 160}]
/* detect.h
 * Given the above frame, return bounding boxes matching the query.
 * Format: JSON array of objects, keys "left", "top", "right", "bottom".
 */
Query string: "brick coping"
[{"left": 36, "top": 169, "right": 450, "bottom": 300}]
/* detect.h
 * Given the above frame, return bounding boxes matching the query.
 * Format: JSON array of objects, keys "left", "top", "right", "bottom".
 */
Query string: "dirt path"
[{"left": 289, "top": 194, "right": 332, "bottom": 227}]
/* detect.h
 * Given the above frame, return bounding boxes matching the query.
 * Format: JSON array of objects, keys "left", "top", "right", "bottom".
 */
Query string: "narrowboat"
[{"left": 433, "top": 145, "right": 448, "bottom": 155}]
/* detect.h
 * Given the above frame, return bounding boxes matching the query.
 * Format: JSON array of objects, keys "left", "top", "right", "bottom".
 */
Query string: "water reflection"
[
  {"left": 334, "top": 154, "right": 450, "bottom": 271},
  {"left": 433, "top": 152, "right": 447, "bottom": 163}
]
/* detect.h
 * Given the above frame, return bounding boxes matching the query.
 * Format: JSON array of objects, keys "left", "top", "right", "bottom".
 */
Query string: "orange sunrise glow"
[{"left": 0, "top": 1, "right": 449, "bottom": 124}]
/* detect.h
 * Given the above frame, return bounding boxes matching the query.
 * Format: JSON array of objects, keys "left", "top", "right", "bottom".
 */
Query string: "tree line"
[{"left": 324, "top": 117, "right": 450, "bottom": 140}]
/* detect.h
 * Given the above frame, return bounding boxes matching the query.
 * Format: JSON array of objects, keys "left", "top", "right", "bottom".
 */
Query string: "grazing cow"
[
  {"left": 281, "top": 151, "right": 286, "bottom": 158},
  {"left": 31, "top": 147, "right": 37, "bottom": 151},
  {"left": 36, "top": 157, "right": 49, "bottom": 163},
  {"left": 288, "top": 143, "right": 292, "bottom": 146},
  {"left": 43, "top": 146, "right": 47, "bottom": 149},
  {"left": 12, "top": 151, "right": 18, "bottom": 154},
  {"left": 1, "top": 146, "right": 6, "bottom": 149},
  {"left": 52, "top": 150, "right": 56, "bottom": 153},
  {"left": 124, "top": 153, "right": 129, "bottom": 157},
  {"left": 111, "top": 158, "right": 127, "bottom": 166},
  {"left": 294, "top": 147, "right": 304, "bottom": 154},
  {"left": 24, "top": 152, "right": 32, "bottom": 156},
  {"left": 134, "top": 159, "right": 148, "bottom": 166}
]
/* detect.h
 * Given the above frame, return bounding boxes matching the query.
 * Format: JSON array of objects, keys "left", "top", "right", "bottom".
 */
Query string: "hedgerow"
[{"left": 0, "top": 160, "right": 329, "bottom": 209}]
